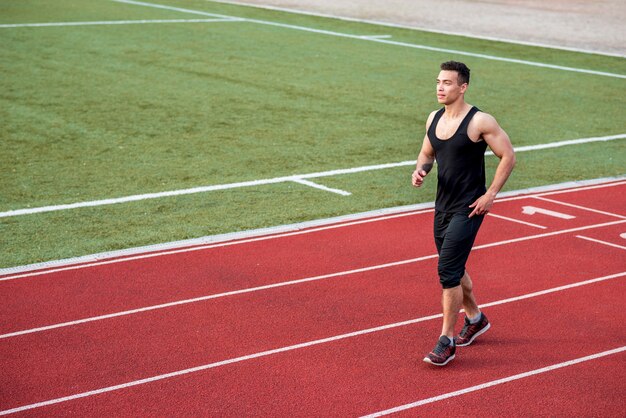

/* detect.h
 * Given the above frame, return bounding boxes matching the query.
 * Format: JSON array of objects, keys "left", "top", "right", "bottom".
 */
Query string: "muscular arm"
[
  {"left": 469, "top": 113, "right": 516, "bottom": 217},
  {"left": 412, "top": 111, "right": 437, "bottom": 187}
]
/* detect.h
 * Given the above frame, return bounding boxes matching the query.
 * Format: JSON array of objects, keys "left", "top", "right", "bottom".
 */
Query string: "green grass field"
[{"left": 1, "top": 0, "right": 625, "bottom": 268}]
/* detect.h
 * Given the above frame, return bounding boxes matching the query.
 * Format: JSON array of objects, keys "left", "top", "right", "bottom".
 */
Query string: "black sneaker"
[
  {"left": 423, "top": 335, "right": 456, "bottom": 366},
  {"left": 455, "top": 313, "right": 490, "bottom": 347}
]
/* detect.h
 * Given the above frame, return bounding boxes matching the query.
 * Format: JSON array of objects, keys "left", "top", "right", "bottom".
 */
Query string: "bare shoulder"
[
  {"left": 425, "top": 109, "right": 439, "bottom": 131},
  {"left": 473, "top": 111, "right": 501, "bottom": 132},
  {"left": 467, "top": 110, "right": 507, "bottom": 141}
]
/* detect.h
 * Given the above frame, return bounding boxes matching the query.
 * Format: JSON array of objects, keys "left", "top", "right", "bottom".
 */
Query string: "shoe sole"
[
  {"left": 456, "top": 322, "right": 491, "bottom": 347},
  {"left": 423, "top": 354, "right": 455, "bottom": 366}
]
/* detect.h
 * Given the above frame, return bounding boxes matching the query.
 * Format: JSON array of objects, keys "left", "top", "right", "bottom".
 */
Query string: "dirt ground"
[{"left": 223, "top": 0, "right": 626, "bottom": 56}]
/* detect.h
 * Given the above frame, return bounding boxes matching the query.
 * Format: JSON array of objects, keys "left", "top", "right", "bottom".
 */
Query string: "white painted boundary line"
[
  {"left": 110, "top": 0, "right": 626, "bottom": 79},
  {"left": 2, "top": 219, "right": 625, "bottom": 337},
  {"left": 207, "top": 0, "right": 626, "bottom": 58},
  {"left": 534, "top": 196, "right": 626, "bottom": 219},
  {"left": 576, "top": 235, "right": 626, "bottom": 251},
  {"left": 2, "top": 134, "right": 624, "bottom": 219},
  {"left": 359, "top": 35, "right": 392, "bottom": 40},
  {"left": 1, "top": 177, "right": 624, "bottom": 277},
  {"left": 0, "top": 208, "right": 435, "bottom": 280},
  {"left": 112, "top": 0, "right": 234, "bottom": 19},
  {"left": 1, "top": 271, "right": 623, "bottom": 416},
  {"left": 486, "top": 213, "right": 546, "bottom": 229},
  {"left": 290, "top": 178, "right": 351, "bottom": 196},
  {"left": 0, "top": 254, "right": 437, "bottom": 339},
  {"left": 0, "top": 18, "right": 242, "bottom": 28},
  {"left": 361, "top": 345, "right": 626, "bottom": 417}
]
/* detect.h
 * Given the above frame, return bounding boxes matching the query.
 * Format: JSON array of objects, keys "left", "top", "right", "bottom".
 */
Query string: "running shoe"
[
  {"left": 423, "top": 335, "right": 456, "bottom": 366},
  {"left": 455, "top": 313, "right": 490, "bottom": 347}
]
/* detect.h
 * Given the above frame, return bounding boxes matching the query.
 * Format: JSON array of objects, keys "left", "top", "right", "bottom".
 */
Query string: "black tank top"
[{"left": 428, "top": 106, "right": 488, "bottom": 213}]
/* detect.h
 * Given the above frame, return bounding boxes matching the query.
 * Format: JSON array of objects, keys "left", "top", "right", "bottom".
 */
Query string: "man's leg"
[
  {"left": 461, "top": 271, "right": 480, "bottom": 319},
  {"left": 441, "top": 285, "right": 463, "bottom": 339},
  {"left": 455, "top": 270, "right": 490, "bottom": 346},
  {"left": 424, "top": 212, "right": 485, "bottom": 366}
]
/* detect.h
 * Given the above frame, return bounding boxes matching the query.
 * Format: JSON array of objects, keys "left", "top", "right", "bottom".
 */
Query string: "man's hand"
[
  {"left": 468, "top": 192, "right": 496, "bottom": 217},
  {"left": 412, "top": 169, "right": 428, "bottom": 187}
]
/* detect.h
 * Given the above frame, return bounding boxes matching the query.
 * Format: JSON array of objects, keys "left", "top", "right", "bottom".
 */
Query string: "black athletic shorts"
[{"left": 434, "top": 210, "right": 484, "bottom": 289}]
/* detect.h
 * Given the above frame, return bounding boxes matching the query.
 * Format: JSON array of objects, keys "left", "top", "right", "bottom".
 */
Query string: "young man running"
[{"left": 412, "top": 61, "right": 515, "bottom": 366}]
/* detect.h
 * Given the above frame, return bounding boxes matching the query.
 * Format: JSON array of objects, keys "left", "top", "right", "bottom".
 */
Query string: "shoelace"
[
  {"left": 433, "top": 341, "right": 449, "bottom": 355},
  {"left": 459, "top": 322, "right": 472, "bottom": 338}
]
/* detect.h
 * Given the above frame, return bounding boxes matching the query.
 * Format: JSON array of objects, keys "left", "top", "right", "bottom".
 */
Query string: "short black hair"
[{"left": 440, "top": 61, "right": 470, "bottom": 85}]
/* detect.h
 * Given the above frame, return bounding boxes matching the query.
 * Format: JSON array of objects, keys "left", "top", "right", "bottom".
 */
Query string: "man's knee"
[
  {"left": 461, "top": 272, "right": 473, "bottom": 292},
  {"left": 439, "top": 272, "right": 463, "bottom": 289}
]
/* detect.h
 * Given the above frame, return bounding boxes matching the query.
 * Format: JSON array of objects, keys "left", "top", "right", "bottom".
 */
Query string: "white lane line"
[
  {"left": 0, "top": 254, "right": 437, "bottom": 339},
  {"left": 533, "top": 196, "right": 626, "bottom": 219},
  {"left": 0, "top": 18, "right": 241, "bottom": 28},
  {"left": 1, "top": 214, "right": 625, "bottom": 284},
  {"left": 291, "top": 178, "right": 352, "bottom": 196},
  {"left": 1, "top": 177, "right": 624, "bottom": 279},
  {"left": 1, "top": 272, "right": 623, "bottom": 416},
  {"left": 206, "top": 0, "right": 626, "bottom": 58},
  {"left": 3, "top": 220, "right": 625, "bottom": 338},
  {"left": 472, "top": 219, "right": 626, "bottom": 251},
  {"left": 487, "top": 213, "right": 546, "bottom": 229},
  {"left": 114, "top": 0, "right": 626, "bottom": 79},
  {"left": 0, "top": 208, "right": 435, "bottom": 281},
  {"left": 361, "top": 345, "right": 626, "bottom": 417},
  {"left": 1, "top": 134, "right": 624, "bottom": 219},
  {"left": 576, "top": 235, "right": 626, "bottom": 251}
]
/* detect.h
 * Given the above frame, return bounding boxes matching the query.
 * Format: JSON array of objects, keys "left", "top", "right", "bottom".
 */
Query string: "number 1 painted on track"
[{"left": 521, "top": 206, "right": 576, "bottom": 219}]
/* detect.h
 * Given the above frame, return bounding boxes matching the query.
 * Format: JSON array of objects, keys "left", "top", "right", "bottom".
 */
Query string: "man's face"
[{"left": 436, "top": 70, "right": 467, "bottom": 104}]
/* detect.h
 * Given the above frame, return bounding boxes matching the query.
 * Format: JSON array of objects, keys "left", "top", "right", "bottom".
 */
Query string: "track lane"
[
  {"left": 1, "top": 203, "right": 619, "bottom": 334},
  {"left": 5, "top": 277, "right": 624, "bottom": 417},
  {"left": 0, "top": 207, "right": 553, "bottom": 333},
  {"left": 389, "top": 351, "right": 626, "bottom": 417},
  {"left": 3, "top": 182, "right": 622, "bottom": 333},
  {"left": 1, "top": 231, "right": 624, "bottom": 411}
]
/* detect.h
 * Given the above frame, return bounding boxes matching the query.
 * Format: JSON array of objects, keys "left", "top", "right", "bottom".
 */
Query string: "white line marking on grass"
[
  {"left": 291, "top": 178, "right": 351, "bottom": 196},
  {"left": 533, "top": 196, "right": 626, "bottom": 219},
  {"left": 576, "top": 235, "right": 626, "bottom": 251},
  {"left": 1, "top": 272, "right": 623, "bottom": 416},
  {"left": 1, "top": 182, "right": 625, "bottom": 280},
  {"left": 0, "top": 18, "right": 242, "bottom": 28},
  {"left": 487, "top": 213, "right": 547, "bottom": 229},
  {"left": 361, "top": 345, "right": 626, "bottom": 417},
  {"left": 206, "top": 0, "right": 626, "bottom": 58},
  {"left": 111, "top": 0, "right": 626, "bottom": 79},
  {"left": 3, "top": 220, "right": 625, "bottom": 337},
  {"left": 2, "top": 134, "right": 624, "bottom": 218},
  {"left": 358, "top": 35, "right": 392, "bottom": 40},
  {"left": 507, "top": 134, "right": 626, "bottom": 152},
  {"left": 111, "top": 0, "right": 234, "bottom": 19}
]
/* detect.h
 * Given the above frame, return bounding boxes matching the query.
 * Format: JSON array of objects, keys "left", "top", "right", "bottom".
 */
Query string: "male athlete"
[{"left": 412, "top": 61, "right": 515, "bottom": 366}]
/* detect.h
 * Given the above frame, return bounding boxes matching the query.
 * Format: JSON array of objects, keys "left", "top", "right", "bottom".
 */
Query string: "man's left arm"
[{"left": 468, "top": 113, "right": 516, "bottom": 217}]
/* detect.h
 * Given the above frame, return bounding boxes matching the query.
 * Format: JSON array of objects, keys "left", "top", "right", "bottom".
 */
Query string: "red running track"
[{"left": 1, "top": 179, "right": 625, "bottom": 416}]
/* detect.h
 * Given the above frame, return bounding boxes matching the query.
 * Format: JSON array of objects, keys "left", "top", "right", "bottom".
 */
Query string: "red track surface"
[{"left": 1, "top": 180, "right": 625, "bottom": 416}]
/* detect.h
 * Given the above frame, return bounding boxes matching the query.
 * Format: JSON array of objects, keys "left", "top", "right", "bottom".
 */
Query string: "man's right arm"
[{"left": 412, "top": 112, "right": 437, "bottom": 188}]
